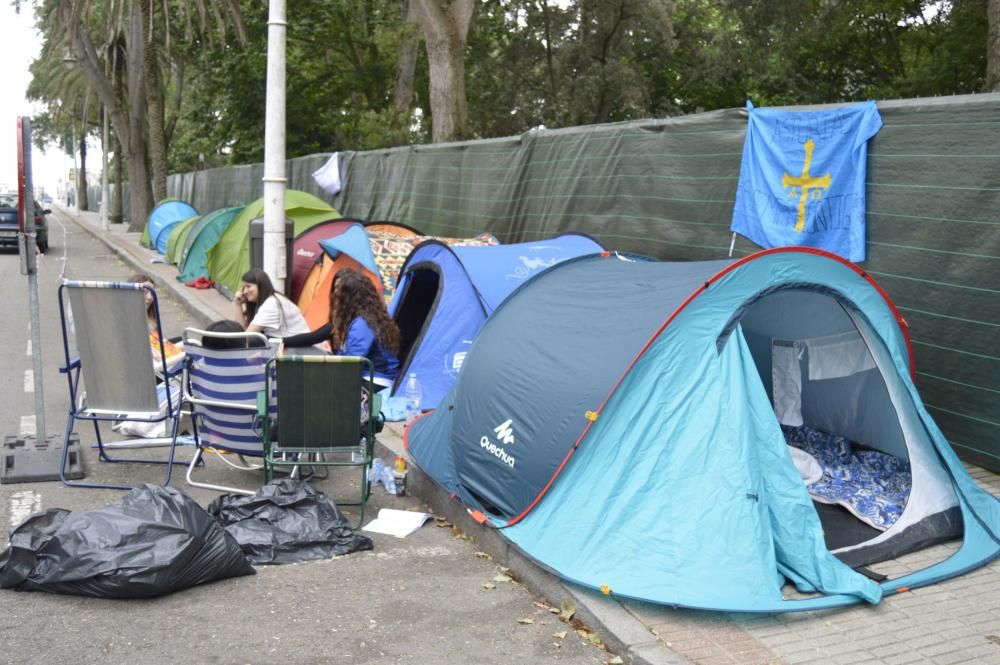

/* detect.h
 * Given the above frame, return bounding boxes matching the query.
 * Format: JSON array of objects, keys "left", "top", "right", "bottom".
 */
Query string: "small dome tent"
[
  {"left": 176, "top": 206, "right": 245, "bottom": 284},
  {"left": 298, "top": 223, "right": 396, "bottom": 330},
  {"left": 289, "top": 219, "right": 366, "bottom": 302},
  {"left": 206, "top": 191, "right": 339, "bottom": 298},
  {"left": 144, "top": 199, "right": 198, "bottom": 251},
  {"left": 389, "top": 233, "right": 604, "bottom": 408},
  {"left": 405, "top": 248, "right": 1000, "bottom": 612},
  {"left": 165, "top": 215, "right": 200, "bottom": 264}
]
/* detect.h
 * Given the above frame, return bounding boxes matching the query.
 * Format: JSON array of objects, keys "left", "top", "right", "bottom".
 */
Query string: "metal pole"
[
  {"left": 19, "top": 118, "right": 46, "bottom": 443},
  {"left": 101, "top": 106, "right": 110, "bottom": 230},
  {"left": 262, "top": 0, "right": 287, "bottom": 292}
]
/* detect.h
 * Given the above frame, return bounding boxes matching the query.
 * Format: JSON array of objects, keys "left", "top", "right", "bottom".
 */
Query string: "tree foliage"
[{"left": 22, "top": 0, "right": 995, "bottom": 207}]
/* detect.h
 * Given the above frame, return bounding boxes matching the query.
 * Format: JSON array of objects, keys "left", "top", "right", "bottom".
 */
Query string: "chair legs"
[
  {"left": 184, "top": 446, "right": 258, "bottom": 496},
  {"left": 264, "top": 452, "right": 372, "bottom": 528},
  {"left": 60, "top": 410, "right": 182, "bottom": 490}
]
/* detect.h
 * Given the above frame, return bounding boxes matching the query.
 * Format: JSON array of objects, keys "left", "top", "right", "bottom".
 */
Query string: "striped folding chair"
[
  {"left": 179, "top": 328, "right": 275, "bottom": 494},
  {"left": 57, "top": 279, "right": 185, "bottom": 489}
]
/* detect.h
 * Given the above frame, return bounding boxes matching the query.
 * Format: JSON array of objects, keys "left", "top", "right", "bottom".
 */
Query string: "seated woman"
[
  {"left": 283, "top": 268, "right": 401, "bottom": 388},
  {"left": 231, "top": 269, "right": 312, "bottom": 339},
  {"left": 129, "top": 273, "right": 185, "bottom": 374},
  {"left": 200, "top": 319, "right": 268, "bottom": 350}
]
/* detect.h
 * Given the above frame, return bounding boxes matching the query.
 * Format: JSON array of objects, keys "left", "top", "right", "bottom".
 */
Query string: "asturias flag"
[{"left": 730, "top": 100, "right": 882, "bottom": 262}]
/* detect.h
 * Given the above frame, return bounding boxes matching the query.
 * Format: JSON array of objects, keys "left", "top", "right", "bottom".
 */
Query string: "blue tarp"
[
  {"left": 389, "top": 233, "right": 604, "bottom": 408},
  {"left": 406, "top": 249, "right": 1000, "bottom": 612}
]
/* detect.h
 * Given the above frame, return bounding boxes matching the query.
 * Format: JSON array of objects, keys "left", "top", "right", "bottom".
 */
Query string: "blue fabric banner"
[{"left": 730, "top": 101, "right": 882, "bottom": 262}]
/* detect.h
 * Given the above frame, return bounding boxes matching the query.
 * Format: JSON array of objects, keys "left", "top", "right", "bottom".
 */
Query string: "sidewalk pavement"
[{"left": 68, "top": 208, "right": 1000, "bottom": 665}]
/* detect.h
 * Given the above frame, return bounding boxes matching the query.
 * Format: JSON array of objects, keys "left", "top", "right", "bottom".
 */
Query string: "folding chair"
[
  {"left": 178, "top": 328, "right": 275, "bottom": 494},
  {"left": 57, "top": 279, "right": 184, "bottom": 489},
  {"left": 262, "top": 355, "right": 379, "bottom": 527}
]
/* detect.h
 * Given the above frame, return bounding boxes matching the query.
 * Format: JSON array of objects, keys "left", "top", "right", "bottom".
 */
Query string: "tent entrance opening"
[{"left": 733, "top": 287, "right": 961, "bottom": 565}]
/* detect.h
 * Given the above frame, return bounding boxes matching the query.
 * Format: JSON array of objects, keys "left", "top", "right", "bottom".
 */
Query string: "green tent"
[
  {"left": 177, "top": 205, "right": 246, "bottom": 284},
  {"left": 206, "top": 191, "right": 339, "bottom": 297},
  {"left": 165, "top": 215, "right": 200, "bottom": 264}
]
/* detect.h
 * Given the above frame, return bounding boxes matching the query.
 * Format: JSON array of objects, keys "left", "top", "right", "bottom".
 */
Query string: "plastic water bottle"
[{"left": 404, "top": 373, "right": 422, "bottom": 425}]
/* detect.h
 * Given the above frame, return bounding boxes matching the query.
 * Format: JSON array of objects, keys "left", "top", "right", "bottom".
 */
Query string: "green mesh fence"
[{"left": 161, "top": 92, "right": 1000, "bottom": 469}]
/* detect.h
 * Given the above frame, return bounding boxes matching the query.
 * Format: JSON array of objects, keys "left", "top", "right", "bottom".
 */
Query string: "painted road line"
[
  {"left": 20, "top": 415, "right": 36, "bottom": 437},
  {"left": 24, "top": 369, "right": 34, "bottom": 393},
  {"left": 26, "top": 339, "right": 31, "bottom": 355}
]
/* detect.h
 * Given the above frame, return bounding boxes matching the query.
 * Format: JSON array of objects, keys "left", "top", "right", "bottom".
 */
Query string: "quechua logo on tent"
[{"left": 480, "top": 419, "right": 516, "bottom": 468}]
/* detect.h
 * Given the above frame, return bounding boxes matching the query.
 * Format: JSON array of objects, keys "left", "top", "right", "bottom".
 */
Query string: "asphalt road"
[{"left": 0, "top": 210, "right": 611, "bottom": 665}]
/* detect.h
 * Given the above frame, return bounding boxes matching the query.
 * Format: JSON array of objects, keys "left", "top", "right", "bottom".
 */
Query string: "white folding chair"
[{"left": 57, "top": 279, "right": 184, "bottom": 489}]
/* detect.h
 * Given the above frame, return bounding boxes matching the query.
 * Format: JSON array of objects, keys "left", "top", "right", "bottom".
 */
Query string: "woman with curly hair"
[{"left": 282, "top": 268, "right": 401, "bottom": 387}]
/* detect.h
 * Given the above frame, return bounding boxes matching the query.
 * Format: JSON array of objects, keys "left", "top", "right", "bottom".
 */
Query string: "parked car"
[{"left": 0, "top": 192, "right": 49, "bottom": 252}]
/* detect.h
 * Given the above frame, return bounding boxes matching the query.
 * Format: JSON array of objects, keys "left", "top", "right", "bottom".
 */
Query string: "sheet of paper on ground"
[{"left": 362, "top": 509, "right": 433, "bottom": 538}]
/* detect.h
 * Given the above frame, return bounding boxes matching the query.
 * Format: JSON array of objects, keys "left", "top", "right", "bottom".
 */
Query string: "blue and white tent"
[
  {"left": 147, "top": 200, "right": 198, "bottom": 254},
  {"left": 405, "top": 248, "right": 1000, "bottom": 612},
  {"left": 389, "top": 233, "right": 605, "bottom": 408}
]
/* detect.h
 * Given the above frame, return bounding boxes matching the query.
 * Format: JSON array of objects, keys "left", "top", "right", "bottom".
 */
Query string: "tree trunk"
[
  {"left": 63, "top": 0, "right": 151, "bottom": 230},
  {"left": 541, "top": 0, "right": 559, "bottom": 124},
  {"left": 145, "top": 18, "right": 169, "bottom": 202},
  {"left": 126, "top": 0, "right": 152, "bottom": 232},
  {"left": 77, "top": 130, "right": 89, "bottom": 211},
  {"left": 394, "top": 0, "right": 421, "bottom": 111},
  {"left": 412, "top": 0, "right": 475, "bottom": 142},
  {"left": 988, "top": 0, "right": 1000, "bottom": 91},
  {"left": 112, "top": 132, "right": 124, "bottom": 224}
]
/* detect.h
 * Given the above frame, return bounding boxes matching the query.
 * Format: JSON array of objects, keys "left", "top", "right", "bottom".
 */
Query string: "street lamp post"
[{"left": 262, "top": 0, "right": 287, "bottom": 291}]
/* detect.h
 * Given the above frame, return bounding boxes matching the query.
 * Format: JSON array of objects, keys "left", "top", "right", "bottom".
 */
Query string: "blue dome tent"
[
  {"left": 146, "top": 200, "right": 198, "bottom": 253},
  {"left": 389, "top": 233, "right": 605, "bottom": 408},
  {"left": 405, "top": 248, "right": 1000, "bottom": 612}
]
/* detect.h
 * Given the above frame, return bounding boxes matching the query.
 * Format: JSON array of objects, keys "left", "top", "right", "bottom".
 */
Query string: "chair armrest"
[
  {"left": 59, "top": 356, "right": 81, "bottom": 373},
  {"left": 162, "top": 353, "right": 188, "bottom": 380}
]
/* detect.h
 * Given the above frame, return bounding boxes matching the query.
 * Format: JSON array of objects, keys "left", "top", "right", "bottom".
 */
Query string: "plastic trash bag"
[
  {"left": 207, "top": 478, "right": 373, "bottom": 565},
  {"left": 0, "top": 485, "right": 255, "bottom": 598}
]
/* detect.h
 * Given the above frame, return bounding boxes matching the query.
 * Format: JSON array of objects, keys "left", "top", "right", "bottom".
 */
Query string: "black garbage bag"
[
  {"left": 207, "top": 478, "right": 373, "bottom": 565},
  {"left": 0, "top": 484, "right": 255, "bottom": 599}
]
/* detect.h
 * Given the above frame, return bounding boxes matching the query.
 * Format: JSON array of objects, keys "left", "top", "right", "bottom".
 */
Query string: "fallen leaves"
[{"left": 558, "top": 600, "right": 576, "bottom": 622}]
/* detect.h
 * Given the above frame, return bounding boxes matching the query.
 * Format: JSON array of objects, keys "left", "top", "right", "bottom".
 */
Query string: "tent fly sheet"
[
  {"left": 176, "top": 206, "right": 245, "bottom": 284},
  {"left": 390, "top": 233, "right": 604, "bottom": 407},
  {"left": 206, "top": 190, "right": 340, "bottom": 298},
  {"left": 405, "top": 248, "right": 1000, "bottom": 612},
  {"left": 144, "top": 199, "right": 198, "bottom": 252}
]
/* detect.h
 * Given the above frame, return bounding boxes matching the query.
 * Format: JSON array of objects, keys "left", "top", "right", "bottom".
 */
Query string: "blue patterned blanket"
[{"left": 782, "top": 424, "right": 911, "bottom": 531}]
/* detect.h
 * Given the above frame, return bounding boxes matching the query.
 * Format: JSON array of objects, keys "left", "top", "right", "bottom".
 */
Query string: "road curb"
[{"left": 374, "top": 433, "right": 691, "bottom": 665}]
